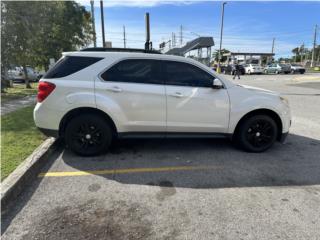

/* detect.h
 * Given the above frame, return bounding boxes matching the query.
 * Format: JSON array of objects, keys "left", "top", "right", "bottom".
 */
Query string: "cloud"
[{"left": 77, "top": 0, "right": 199, "bottom": 8}]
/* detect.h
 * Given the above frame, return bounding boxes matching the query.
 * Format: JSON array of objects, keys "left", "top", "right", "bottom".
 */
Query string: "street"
[{"left": 2, "top": 73, "right": 320, "bottom": 240}]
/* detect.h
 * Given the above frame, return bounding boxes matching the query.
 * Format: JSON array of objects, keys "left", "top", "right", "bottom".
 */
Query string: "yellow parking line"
[{"left": 38, "top": 165, "right": 219, "bottom": 178}]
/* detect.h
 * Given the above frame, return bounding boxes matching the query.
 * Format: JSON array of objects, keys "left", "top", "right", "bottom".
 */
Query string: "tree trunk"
[{"left": 22, "top": 64, "right": 32, "bottom": 89}]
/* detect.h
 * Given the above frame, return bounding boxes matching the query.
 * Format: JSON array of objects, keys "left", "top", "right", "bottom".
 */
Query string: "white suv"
[{"left": 34, "top": 48, "right": 291, "bottom": 156}]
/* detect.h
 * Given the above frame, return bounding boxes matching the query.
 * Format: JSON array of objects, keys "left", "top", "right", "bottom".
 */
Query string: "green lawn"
[
  {"left": 1, "top": 83, "right": 38, "bottom": 103},
  {"left": 1, "top": 106, "right": 46, "bottom": 180}
]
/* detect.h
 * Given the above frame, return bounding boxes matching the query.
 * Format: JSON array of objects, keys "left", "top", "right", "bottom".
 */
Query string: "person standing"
[{"left": 233, "top": 61, "right": 241, "bottom": 80}]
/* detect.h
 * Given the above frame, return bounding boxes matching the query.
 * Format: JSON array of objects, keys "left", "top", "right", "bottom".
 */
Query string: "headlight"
[{"left": 280, "top": 96, "right": 289, "bottom": 105}]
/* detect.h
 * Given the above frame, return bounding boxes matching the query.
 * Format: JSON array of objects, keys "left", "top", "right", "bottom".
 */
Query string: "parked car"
[
  {"left": 289, "top": 64, "right": 305, "bottom": 74},
  {"left": 7, "top": 66, "right": 39, "bottom": 82},
  {"left": 34, "top": 49, "right": 291, "bottom": 156},
  {"left": 223, "top": 64, "right": 245, "bottom": 75},
  {"left": 244, "top": 64, "right": 263, "bottom": 74},
  {"left": 264, "top": 63, "right": 291, "bottom": 74}
]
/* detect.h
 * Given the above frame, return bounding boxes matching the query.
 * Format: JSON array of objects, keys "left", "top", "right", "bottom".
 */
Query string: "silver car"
[
  {"left": 7, "top": 66, "right": 39, "bottom": 82},
  {"left": 264, "top": 63, "right": 291, "bottom": 74}
]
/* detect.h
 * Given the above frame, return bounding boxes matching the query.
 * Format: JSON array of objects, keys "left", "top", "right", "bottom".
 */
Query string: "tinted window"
[
  {"left": 101, "top": 59, "right": 162, "bottom": 85},
  {"left": 44, "top": 56, "right": 103, "bottom": 78},
  {"left": 163, "top": 61, "right": 214, "bottom": 87}
]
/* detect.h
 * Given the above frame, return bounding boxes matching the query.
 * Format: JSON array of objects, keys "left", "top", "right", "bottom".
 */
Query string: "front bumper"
[
  {"left": 38, "top": 127, "right": 59, "bottom": 138},
  {"left": 279, "top": 132, "right": 289, "bottom": 143}
]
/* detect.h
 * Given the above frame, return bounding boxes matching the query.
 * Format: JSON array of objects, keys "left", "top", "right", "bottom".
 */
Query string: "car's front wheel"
[
  {"left": 235, "top": 115, "right": 278, "bottom": 152},
  {"left": 65, "top": 114, "right": 113, "bottom": 156}
]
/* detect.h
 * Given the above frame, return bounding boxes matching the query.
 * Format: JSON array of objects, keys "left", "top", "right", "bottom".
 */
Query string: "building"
[{"left": 223, "top": 52, "right": 275, "bottom": 65}]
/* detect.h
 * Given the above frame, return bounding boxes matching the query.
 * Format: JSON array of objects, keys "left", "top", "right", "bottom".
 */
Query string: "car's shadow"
[
  {"left": 2, "top": 133, "right": 320, "bottom": 234},
  {"left": 62, "top": 133, "right": 320, "bottom": 189}
]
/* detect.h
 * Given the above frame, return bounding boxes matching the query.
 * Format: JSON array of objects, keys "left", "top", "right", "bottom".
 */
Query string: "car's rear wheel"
[
  {"left": 235, "top": 115, "right": 278, "bottom": 152},
  {"left": 65, "top": 114, "right": 112, "bottom": 156},
  {"left": 264, "top": 69, "right": 268, "bottom": 74}
]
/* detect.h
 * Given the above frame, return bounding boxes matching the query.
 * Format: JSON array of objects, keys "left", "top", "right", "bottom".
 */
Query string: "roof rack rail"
[{"left": 80, "top": 47, "right": 161, "bottom": 54}]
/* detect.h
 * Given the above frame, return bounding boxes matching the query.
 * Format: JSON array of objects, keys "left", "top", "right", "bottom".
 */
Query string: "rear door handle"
[
  {"left": 171, "top": 92, "right": 184, "bottom": 98},
  {"left": 106, "top": 86, "right": 122, "bottom": 92}
]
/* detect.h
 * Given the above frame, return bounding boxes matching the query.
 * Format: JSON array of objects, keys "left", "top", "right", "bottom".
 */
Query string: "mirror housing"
[{"left": 212, "top": 78, "right": 223, "bottom": 89}]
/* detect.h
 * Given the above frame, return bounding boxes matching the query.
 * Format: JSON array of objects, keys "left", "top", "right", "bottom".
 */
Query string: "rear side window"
[
  {"left": 163, "top": 61, "right": 214, "bottom": 87},
  {"left": 44, "top": 56, "right": 103, "bottom": 78},
  {"left": 101, "top": 59, "right": 162, "bottom": 85}
]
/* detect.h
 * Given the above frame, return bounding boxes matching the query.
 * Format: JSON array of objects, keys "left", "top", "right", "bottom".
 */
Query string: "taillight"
[{"left": 37, "top": 82, "right": 56, "bottom": 103}]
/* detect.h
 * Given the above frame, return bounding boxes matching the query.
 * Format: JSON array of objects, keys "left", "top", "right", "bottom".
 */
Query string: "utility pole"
[
  {"left": 123, "top": 25, "right": 126, "bottom": 48},
  {"left": 300, "top": 43, "right": 304, "bottom": 65},
  {"left": 172, "top": 32, "right": 176, "bottom": 47},
  {"left": 218, "top": 2, "right": 227, "bottom": 73},
  {"left": 100, "top": 0, "right": 105, "bottom": 47},
  {"left": 311, "top": 24, "right": 318, "bottom": 67},
  {"left": 90, "top": 0, "right": 97, "bottom": 47},
  {"left": 145, "top": 12, "right": 151, "bottom": 50},
  {"left": 271, "top": 38, "right": 275, "bottom": 54},
  {"left": 180, "top": 25, "right": 183, "bottom": 46}
]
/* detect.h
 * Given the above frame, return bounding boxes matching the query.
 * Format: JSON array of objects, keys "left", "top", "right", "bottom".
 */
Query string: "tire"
[
  {"left": 65, "top": 114, "right": 113, "bottom": 156},
  {"left": 234, "top": 115, "right": 278, "bottom": 152},
  {"left": 275, "top": 70, "right": 279, "bottom": 74},
  {"left": 248, "top": 70, "right": 251, "bottom": 75},
  {"left": 264, "top": 70, "right": 268, "bottom": 74}
]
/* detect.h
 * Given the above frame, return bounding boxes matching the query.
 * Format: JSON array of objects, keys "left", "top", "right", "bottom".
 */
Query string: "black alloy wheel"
[
  {"left": 65, "top": 114, "right": 112, "bottom": 156},
  {"left": 236, "top": 115, "right": 278, "bottom": 152}
]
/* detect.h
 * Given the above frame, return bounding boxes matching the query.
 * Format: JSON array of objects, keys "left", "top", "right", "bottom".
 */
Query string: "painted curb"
[{"left": 1, "top": 137, "right": 57, "bottom": 213}]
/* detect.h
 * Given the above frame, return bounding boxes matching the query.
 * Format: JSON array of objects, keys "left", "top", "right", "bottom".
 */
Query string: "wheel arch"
[
  {"left": 233, "top": 108, "right": 283, "bottom": 141},
  {"left": 59, "top": 107, "right": 118, "bottom": 138}
]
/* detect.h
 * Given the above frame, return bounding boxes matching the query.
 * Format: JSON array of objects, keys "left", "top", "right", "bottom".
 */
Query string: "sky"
[{"left": 78, "top": 1, "right": 320, "bottom": 58}]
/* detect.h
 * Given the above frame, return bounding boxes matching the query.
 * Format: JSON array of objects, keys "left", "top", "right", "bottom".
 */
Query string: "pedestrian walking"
[{"left": 233, "top": 61, "right": 241, "bottom": 80}]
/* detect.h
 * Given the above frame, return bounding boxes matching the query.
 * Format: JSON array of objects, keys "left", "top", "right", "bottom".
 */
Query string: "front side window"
[
  {"left": 101, "top": 59, "right": 162, "bottom": 85},
  {"left": 44, "top": 56, "right": 103, "bottom": 78},
  {"left": 163, "top": 61, "right": 214, "bottom": 87}
]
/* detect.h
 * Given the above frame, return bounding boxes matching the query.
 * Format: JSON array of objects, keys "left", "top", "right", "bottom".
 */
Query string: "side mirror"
[{"left": 212, "top": 78, "right": 223, "bottom": 89}]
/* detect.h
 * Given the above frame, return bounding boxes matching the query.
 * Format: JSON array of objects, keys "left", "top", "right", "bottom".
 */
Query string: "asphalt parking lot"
[{"left": 2, "top": 73, "right": 320, "bottom": 240}]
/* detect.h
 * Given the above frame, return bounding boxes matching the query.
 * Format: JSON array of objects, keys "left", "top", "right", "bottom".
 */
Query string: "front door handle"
[
  {"left": 106, "top": 86, "right": 122, "bottom": 92},
  {"left": 171, "top": 92, "right": 184, "bottom": 98}
]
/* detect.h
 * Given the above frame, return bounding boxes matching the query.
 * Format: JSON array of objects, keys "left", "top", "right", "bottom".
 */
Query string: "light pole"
[
  {"left": 100, "top": 0, "right": 105, "bottom": 47},
  {"left": 217, "top": 2, "right": 227, "bottom": 73}
]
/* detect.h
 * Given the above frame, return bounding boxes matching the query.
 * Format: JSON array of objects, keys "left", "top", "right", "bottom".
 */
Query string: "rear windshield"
[{"left": 44, "top": 56, "right": 103, "bottom": 78}]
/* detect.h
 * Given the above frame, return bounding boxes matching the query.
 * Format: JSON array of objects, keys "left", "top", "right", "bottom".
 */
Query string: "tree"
[
  {"left": 212, "top": 49, "right": 230, "bottom": 63},
  {"left": 292, "top": 47, "right": 299, "bottom": 62},
  {"left": 1, "top": 1, "right": 93, "bottom": 88}
]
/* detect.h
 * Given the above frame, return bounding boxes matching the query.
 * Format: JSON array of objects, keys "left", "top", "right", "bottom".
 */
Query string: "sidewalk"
[{"left": 1, "top": 95, "right": 36, "bottom": 116}]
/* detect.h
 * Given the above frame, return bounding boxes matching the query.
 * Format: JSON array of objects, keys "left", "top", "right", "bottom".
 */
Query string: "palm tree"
[{"left": 292, "top": 47, "right": 299, "bottom": 62}]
